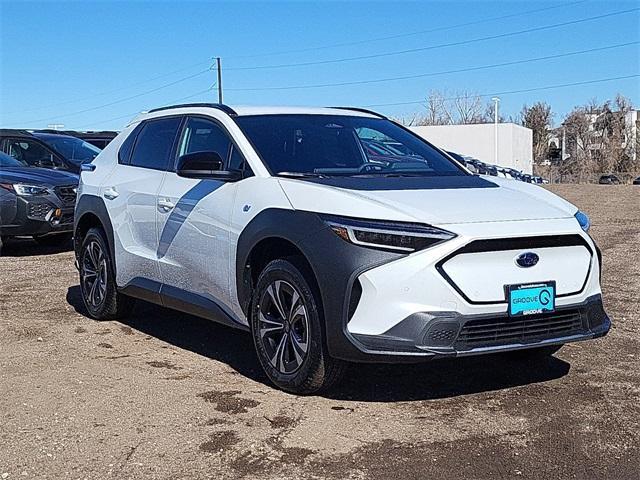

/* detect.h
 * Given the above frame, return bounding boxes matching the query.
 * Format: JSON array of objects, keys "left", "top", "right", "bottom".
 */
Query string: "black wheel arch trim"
[
  {"left": 235, "top": 208, "right": 405, "bottom": 361},
  {"left": 74, "top": 194, "right": 116, "bottom": 275}
]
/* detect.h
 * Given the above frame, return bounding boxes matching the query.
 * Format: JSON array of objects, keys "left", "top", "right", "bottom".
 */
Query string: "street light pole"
[
  {"left": 492, "top": 97, "right": 500, "bottom": 166},
  {"left": 216, "top": 57, "right": 223, "bottom": 104}
]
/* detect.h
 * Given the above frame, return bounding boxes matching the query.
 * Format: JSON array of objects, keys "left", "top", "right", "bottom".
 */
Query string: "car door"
[
  {"left": 156, "top": 115, "right": 247, "bottom": 314},
  {"left": 102, "top": 116, "right": 182, "bottom": 290}
]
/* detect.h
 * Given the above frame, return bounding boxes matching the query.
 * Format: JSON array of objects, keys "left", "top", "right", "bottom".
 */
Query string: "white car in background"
[{"left": 74, "top": 104, "right": 610, "bottom": 394}]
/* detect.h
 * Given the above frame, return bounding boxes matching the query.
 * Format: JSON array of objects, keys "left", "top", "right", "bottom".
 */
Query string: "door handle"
[
  {"left": 103, "top": 187, "right": 119, "bottom": 200},
  {"left": 158, "top": 199, "right": 175, "bottom": 212}
]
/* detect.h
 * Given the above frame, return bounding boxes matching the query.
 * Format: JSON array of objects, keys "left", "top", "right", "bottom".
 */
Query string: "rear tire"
[
  {"left": 250, "top": 258, "right": 346, "bottom": 394},
  {"left": 34, "top": 232, "right": 72, "bottom": 247},
  {"left": 79, "top": 227, "right": 134, "bottom": 320}
]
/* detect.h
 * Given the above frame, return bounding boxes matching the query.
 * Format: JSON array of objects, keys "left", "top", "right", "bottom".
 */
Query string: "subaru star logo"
[{"left": 515, "top": 252, "right": 539, "bottom": 268}]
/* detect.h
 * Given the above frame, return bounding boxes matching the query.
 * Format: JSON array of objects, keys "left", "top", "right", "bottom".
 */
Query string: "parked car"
[
  {"left": 445, "top": 150, "right": 465, "bottom": 163},
  {"left": 36, "top": 129, "right": 118, "bottom": 150},
  {"left": 598, "top": 174, "right": 621, "bottom": 185},
  {"left": 74, "top": 104, "right": 610, "bottom": 394},
  {"left": 0, "top": 151, "right": 78, "bottom": 246},
  {"left": 0, "top": 129, "right": 101, "bottom": 173},
  {"left": 633, "top": 176, "right": 640, "bottom": 185}
]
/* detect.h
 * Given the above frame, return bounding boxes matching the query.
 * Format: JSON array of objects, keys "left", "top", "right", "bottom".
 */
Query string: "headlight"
[
  {"left": 0, "top": 183, "right": 51, "bottom": 196},
  {"left": 10, "top": 184, "right": 51, "bottom": 196},
  {"left": 323, "top": 215, "right": 456, "bottom": 253},
  {"left": 575, "top": 210, "right": 590, "bottom": 232}
]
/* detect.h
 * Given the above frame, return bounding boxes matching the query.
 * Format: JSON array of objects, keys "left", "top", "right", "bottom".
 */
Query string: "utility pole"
[
  {"left": 492, "top": 97, "right": 500, "bottom": 166},
  {"left": 216, "top": 57, "right": 223, "bottom": 104}
]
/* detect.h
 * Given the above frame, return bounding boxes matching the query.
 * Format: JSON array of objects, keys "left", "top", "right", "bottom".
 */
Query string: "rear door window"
[{"left": 129, "top": 117, "right": 182, "bottom": 170}]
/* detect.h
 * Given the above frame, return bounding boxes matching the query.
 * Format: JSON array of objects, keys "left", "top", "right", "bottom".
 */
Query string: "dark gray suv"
[{"left": 0, "top": 152, "right": 78, "bottom": 246}]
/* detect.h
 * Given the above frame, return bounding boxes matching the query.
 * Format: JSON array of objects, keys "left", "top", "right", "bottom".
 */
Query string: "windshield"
[
  {"left": 0, "top": 152, "right": 26, "bottom": 168},
  {"left": 235, "top": 115, "right": 465, "bottom": 177},
  {"left": 36, "top": 134, "right": 101, "bottom": 164}
]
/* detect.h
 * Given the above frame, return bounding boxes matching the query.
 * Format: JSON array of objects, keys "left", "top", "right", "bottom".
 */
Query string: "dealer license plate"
[{"left": 508, "top": 282, "right": 556, "bottom": 316}]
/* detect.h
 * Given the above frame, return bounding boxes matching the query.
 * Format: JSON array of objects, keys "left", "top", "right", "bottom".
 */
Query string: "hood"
[
  {"left": 278, "top": 175, "right": 577, "bottom": 225},
  {"left": 0, "top": 167, "right": 79, "bottom": 187}
]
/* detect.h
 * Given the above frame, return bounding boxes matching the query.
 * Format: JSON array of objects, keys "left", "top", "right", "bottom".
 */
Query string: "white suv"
[{"left": 74, "top": 104, "right": 610, "bottom": 394}]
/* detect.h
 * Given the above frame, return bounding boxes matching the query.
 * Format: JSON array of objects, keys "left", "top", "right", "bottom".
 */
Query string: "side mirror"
[{"left": 176, "top": 151, "right": 242, "bottom": 181}]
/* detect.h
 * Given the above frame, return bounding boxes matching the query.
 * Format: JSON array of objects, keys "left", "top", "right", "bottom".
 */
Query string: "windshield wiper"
[
  {"left": 348, "top": 171, "right": 428, "bottom": 178},
  {"left": 278, "top": 171, "right": 330, "bottom": 179}
]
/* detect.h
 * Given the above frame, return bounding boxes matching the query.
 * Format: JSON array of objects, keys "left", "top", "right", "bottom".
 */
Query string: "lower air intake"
[{"left": 455, "top": 311, "right": 584, "bottom": 350}]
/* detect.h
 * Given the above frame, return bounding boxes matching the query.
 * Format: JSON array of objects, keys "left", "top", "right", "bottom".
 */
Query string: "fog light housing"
[{"left": 49, "top": 208, "right": 62, "bottom": 226}]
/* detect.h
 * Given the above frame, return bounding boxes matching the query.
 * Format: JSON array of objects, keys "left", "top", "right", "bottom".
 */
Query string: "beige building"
[{"left": 409, "top": 123, "right": 533, "bottom": 174}]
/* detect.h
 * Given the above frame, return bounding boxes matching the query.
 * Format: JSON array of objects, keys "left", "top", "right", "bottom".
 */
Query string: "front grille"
[
  {"left": 455, "top": 311, "right": 585, "bottom": 350},
  {"left": 28, "top": 203, "right": 53, "bottom": 219},
  {"left": 54, "top": 185, "right": 77, "bottom": 205}
]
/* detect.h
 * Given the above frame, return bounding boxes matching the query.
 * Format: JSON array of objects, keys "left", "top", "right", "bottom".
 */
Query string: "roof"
[
  {"left": 0, "top": 129, "right": 34, "bottom": 138},
  {"left": 231, "top": 106, "right": 383, "bottom": 118},
  {"left": 35, "top": 129, "right": 118, "bottom": 139},
  {"left": 141, "top": 103, "right": 383, "bottom": 119},
  {"left": 31, "top": 131, "right": 79, "bottom": 140}
]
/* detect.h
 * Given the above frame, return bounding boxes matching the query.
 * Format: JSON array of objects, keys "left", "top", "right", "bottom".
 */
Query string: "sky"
[{"left": 0, "top": 0, "right": 638, "bottom": 131}]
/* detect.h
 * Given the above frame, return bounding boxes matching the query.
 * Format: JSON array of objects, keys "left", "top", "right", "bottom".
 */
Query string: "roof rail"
[
  {"left": 329, "top": 107, "right": 387, "bottom": 119},
  {"left": 0, "top": 128, "right": 34, "bottom": 137},
  {"left": 148, "top": 103, "right": 237, "bottom": 116}
]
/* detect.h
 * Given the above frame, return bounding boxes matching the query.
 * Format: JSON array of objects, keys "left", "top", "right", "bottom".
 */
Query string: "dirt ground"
[{"left": 0, "top": 184, "right": 638, "bottom": 480}]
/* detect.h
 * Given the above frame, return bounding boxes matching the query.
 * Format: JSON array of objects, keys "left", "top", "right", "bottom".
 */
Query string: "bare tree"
[
  {"left": 562, "top": 107, "right": 593, "bottom": 180},
  {"left": 453, "top": 91, "right": 485, "bottom": 124},
  {"left": 561, "top": 94, "right": 637, "bottom": 181},
  {"left": 521, "top": 102, "right": 553, "bottom": 164},
  {"left": 415, "top": 90, "right": 488, "bottom": 126},
  {"left": 422, "top": 90, "right": 453, "bottom": 125}
]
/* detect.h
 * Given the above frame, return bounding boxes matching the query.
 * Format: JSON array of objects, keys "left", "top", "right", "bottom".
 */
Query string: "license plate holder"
[{"left": 508, "top": 281, "right": 556, "bottom": 316}]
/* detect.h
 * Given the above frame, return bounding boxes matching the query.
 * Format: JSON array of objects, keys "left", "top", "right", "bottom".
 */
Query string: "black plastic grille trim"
[
  {"left": 28, "top": 203, "right": 52, "bottom": 219},
  {"left": 455, "top": 311, "right": 584, "bottom": 350},
  {"left": 54, "top": 185, "right": 77, "bottom": 205}
]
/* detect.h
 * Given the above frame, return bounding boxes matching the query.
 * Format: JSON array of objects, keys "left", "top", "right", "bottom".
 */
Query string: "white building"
[{"left": 409, "top": 123, "right": 533, "bottom": 174}]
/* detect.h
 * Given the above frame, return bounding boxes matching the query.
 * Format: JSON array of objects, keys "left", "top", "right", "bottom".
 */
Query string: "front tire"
[
  {"left": 250, "top": 258, "right": 346, "bottom": 394},
  {"left": 79, "top": 227, "right": 133, "bottom": 320}
]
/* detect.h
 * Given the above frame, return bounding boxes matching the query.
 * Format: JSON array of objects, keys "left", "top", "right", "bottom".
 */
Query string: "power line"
[
  {"left": 229, "top": 0, "right": 588, "bottom": 59},
  {"left": 225, "top": 41, "right": 639, "bottom": 91},
  {"left": 20, "top": 68, "right": 213, "bottom": 124},
  {"left": 224, "top": 8, "right": 639, "bottom": 71},
  {"left": 362, "top": 74, "right": 640, "bottom": 108},
  {"left": 4, "top": 59, "right": 214, "bottom": 116},
  {"left": 74, "top": 85, "right": 217, "bottom": 129}
]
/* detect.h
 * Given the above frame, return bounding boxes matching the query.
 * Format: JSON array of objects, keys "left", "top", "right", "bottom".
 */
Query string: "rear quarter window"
[
  {"left": 118, "top": 125, "right": 141, "bottom": 165},
  {"left": 128, "top": 117, "right": 182, "bottom": 170}
]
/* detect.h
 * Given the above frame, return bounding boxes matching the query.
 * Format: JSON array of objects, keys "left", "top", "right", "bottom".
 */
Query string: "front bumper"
[
  {"left": 349, "top": 294, "right": 610, "bottom": 361},
  {"left": 0, "top": 195, "right": 74, "bottom": 237},
  {"left": 293, "top": 214, "right": 609, "bottom": 363}
]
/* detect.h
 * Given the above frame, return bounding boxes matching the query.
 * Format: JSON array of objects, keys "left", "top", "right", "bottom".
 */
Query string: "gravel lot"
[{"left": 1, "top": 185, "right": 638, "bottom": 480}]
